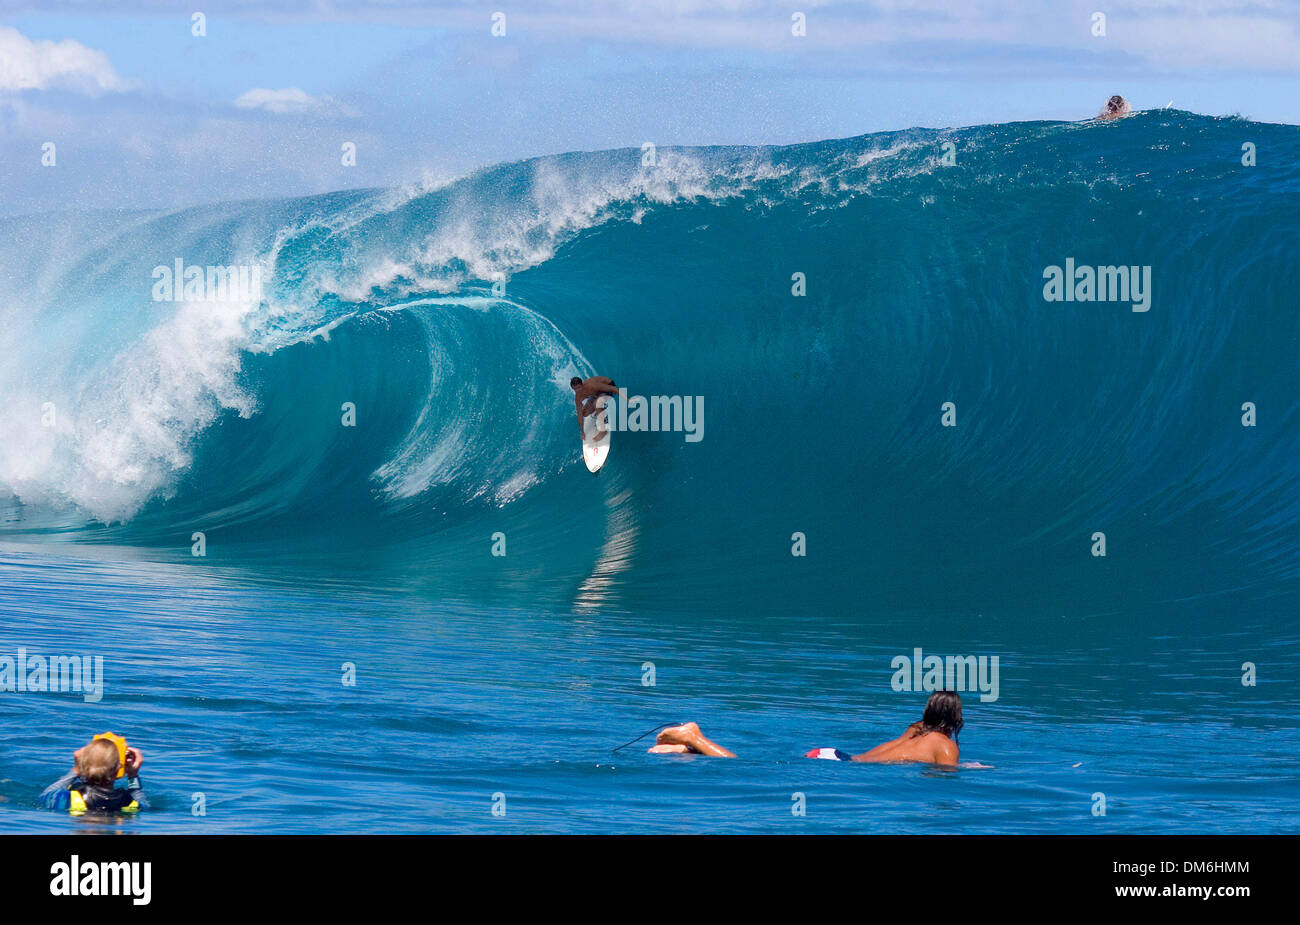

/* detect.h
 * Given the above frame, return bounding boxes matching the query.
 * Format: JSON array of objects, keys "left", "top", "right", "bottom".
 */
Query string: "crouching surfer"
[
  {"left": 649, "top": 690, "right": 964, "bottom": 767},
  {"left": 38, "top": 733, "right": 148, "bottom": 815},
  {"left": 571, "top": 375, "right": 619, "bottom": 440}
]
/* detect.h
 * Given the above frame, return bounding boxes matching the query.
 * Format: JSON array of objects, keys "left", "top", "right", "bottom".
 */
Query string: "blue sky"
[{"left": 2, "top": 1, "right": 1298, "bottom": 214}]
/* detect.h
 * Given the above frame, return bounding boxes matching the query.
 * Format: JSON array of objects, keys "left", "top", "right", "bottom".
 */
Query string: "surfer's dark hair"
[
  {"left": 911, "top": 690, "right": 963, "bottom": 741},
  {"left": 570, "top": 376, "right": 583, "bottom": 388},
  {"left": 1106, "top": 95, "right": 1126, "bottom": 113}
]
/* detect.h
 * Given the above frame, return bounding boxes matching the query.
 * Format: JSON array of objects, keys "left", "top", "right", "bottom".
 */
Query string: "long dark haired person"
[{"left": 649, "top": 690, "right": 964, "bottom": 766}]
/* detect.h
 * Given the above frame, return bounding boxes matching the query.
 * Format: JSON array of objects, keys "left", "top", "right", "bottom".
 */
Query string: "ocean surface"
[{"left": 1, "top": 111, "right": 1298, "bottom": 833}]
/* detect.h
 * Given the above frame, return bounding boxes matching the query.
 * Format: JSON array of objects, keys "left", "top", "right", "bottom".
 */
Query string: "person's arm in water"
[
  {"left": 648, "top": 722, "right": 736, "bottom": 757},
  {"left": 38, "top": 771, "right": 81, "bottom": 810}
]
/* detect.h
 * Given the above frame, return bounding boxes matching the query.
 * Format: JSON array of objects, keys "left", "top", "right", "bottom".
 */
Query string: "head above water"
[
  {"left": 1101, "top": 95, "right": 1131, "bottom": 119},
  {"left": 570, "top": 376, "right": 583, "bottom": 390},
  {"left": 75, "top": 738, "right": 121, "bottom": 786},
  {"left": 917, "top": 690, "right": 964, "bottom": 740}
]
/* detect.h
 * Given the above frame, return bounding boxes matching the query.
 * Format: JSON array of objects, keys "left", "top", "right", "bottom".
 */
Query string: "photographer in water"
[{"left": 38, "top": 733, "right": 148, "bottom": 815}]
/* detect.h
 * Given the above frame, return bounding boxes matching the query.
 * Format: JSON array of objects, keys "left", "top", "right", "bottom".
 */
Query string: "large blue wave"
[{"left": 2, "top": 111, "right": 1298, "bottom": 615}]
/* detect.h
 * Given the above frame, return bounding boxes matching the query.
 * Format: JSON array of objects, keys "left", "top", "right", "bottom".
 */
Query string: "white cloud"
[
  {"left": 0, "top": 26, "right": 127, "bottom": 93},
  {"left": 70, "top": 1, "right": 1296, "bottom": 72},
  {"left": 234, "top": 87, "right": 350, "bottom": 115}
]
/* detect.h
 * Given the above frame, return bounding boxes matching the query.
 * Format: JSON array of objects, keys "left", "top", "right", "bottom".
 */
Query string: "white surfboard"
[{"left": 582, "top": 394, "right": 612, "bottom": 473}]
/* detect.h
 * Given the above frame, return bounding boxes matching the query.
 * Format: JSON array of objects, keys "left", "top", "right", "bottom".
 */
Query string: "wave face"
[{"left": 2, "top": 111, "right": 1299, "bottom": 615}]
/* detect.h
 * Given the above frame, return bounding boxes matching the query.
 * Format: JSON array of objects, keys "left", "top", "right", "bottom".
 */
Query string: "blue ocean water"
[{"left": 1, "top": 111, "right": 1298, "bottom": 833}]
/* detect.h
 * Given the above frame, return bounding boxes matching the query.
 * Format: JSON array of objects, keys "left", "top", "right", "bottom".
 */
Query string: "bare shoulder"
[{"left": 931, "top": 734, "right": 959, "bottom": 766}]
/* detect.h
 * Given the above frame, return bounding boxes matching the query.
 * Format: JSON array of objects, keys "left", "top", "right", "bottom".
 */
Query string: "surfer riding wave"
[{"left": 571, "top": 375, "right": 619, "bottom": 441}]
